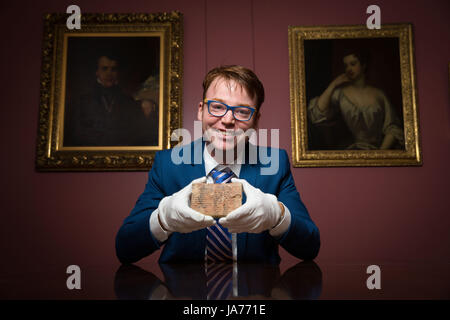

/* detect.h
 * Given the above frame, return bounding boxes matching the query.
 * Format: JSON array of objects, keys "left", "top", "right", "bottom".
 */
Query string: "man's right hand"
[{"left": 157, "top": 177, "right": 215, "bottom": 233}]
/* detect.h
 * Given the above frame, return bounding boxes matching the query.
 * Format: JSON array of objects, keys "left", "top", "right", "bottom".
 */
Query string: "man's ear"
[{"left": 197, "top": 101, "right": 204, "bottom": 121}]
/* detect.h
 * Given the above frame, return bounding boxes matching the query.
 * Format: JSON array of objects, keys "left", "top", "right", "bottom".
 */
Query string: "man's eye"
[
  {"left": 211, "top": 104, "right": 226, "bottom": 111},
  {"left": 235, "top": 108, "right": 251, "bottom": 115}
]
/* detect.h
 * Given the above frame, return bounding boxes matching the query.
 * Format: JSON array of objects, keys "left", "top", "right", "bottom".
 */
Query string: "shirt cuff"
[
  {"left": 149, "top": 208, "right": 172, "bottom": 242},
  {"left": 269, "top": 203, "right": 291, "bottom": 238}
]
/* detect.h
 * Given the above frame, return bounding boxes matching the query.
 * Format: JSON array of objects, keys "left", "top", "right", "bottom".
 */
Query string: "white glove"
[
  {"left": 158, "top": 177, "right": 215, "bottom": 233},
  {"left": 219, "top": 178, "right": 283, "bottom": 233}
]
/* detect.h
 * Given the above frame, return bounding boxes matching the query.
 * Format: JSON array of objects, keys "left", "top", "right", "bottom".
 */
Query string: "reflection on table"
[{"left": 114, "top": 261, "right": 322, "bottom": 300}]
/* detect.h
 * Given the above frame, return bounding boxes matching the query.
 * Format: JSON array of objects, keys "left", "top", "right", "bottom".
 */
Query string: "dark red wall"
[{"left": 1, "top": 0, "right": 449, "bottom": 283}]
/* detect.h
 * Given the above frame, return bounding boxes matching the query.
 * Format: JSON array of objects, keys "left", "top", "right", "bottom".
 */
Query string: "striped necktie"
[
  {"left": 206, "top": 168, "right": 234, "bottom": 262},
  {"left": 205, "top": 167, "right": 235, "bottom": 300},
  {"left": 210, "top": 167, "right": 235, "bottom": 184}
]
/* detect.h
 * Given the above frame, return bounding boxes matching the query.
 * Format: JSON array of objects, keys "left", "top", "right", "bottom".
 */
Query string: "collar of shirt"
[{"left": 203, "top": 146, "right": 241, "bottom": 183}]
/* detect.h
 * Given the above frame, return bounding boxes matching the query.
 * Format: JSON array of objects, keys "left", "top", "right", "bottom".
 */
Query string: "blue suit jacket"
[{"left": 116, "top": 140, "right": 320, "bottom": 264}]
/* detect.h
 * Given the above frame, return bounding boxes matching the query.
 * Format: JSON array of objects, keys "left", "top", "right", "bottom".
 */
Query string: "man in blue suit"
[{"left": 116, "top": 65, "right": 320, "bottom": 264}]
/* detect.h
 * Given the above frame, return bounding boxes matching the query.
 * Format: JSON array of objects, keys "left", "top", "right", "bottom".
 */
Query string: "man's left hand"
[{"left": 219, "top": 178, "right": 283, "bottom": 233}]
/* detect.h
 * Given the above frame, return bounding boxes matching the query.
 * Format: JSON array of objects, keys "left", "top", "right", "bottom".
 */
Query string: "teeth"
[
  {"left": 204, "top": 128, "right": 244, "bottom": 138},
  {"left": 216, "top": 130, "right": 235, "bottom": 136}
]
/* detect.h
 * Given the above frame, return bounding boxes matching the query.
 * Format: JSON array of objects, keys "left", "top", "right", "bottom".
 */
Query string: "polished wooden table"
[{"left": 1, "top": 261, "right": 449, "bottom": 300}]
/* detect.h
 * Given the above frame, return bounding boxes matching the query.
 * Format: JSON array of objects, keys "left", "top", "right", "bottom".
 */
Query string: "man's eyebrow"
[{"left": 211, "top": 98, "right": 252, "bottom": 107}]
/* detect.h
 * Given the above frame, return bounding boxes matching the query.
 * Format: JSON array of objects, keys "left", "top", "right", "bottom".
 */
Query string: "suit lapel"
[
  {"left": 186, "top": 138, "right": 206, "bottom": 183},
  {"left": 186, "top": 163, "right": 205, "bottom": 182},
  {"left": 189, "top": 139, "right": 207, "bottom": 257}
]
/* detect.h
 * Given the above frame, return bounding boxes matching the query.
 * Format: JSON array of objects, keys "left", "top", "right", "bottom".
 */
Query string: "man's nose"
[{"left": 221, "top": 110, "right": 235, "bottom": 124}]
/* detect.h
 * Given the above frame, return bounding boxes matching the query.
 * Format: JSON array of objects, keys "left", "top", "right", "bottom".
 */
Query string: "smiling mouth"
[
  {"left": 203, "top": 128, "right": 248, "bottom": 144},
  {"left": 213, "top": 129, "right": 241, "bottom": 137}
]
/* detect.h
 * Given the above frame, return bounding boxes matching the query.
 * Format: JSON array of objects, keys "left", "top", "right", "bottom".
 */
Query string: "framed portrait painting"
[
  {"left": 288, "top": 24, "right": 421, "bottom": 167},
  {"left": 36, "top": 12, "right": 183, "bottom": 171}
]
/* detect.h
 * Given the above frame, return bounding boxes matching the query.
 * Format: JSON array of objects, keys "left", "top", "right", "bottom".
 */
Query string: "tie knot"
[{"left": 211, "top": 168, "right": 235, "bottom": 184}]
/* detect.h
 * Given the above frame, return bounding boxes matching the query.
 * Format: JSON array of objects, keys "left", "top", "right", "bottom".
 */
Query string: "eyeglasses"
[{"left": 203, "top": 99, "right": 256, "bottom": 121}]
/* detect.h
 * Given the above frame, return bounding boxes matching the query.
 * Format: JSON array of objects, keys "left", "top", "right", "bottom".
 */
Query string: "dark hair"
[
  {"left": 202, "top": 65, "right": 265, "bottom": 110},
  {"left": 96, "top": 54, "right": 120, "bottom": 70},
  {"left": 342, "top": 49, "right": 370, "bottom": 68}
]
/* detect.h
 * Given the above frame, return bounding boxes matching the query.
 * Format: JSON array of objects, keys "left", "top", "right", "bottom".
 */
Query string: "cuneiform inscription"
[{"left": 190, "top": 182, "right": 242, "bottom": 218}]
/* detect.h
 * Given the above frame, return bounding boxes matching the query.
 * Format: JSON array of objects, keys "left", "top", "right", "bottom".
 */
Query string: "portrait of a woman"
[{"left": 307, "top": 45, "right": 405, "bottom": 150}]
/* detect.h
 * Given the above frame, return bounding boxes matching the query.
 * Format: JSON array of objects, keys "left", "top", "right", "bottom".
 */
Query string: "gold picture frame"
[
  {"left": 36, "top": 12, "right": 183, "bottom": 171},
  {"left": 288, "top": 24, "right": 421, "bottom": 167}
]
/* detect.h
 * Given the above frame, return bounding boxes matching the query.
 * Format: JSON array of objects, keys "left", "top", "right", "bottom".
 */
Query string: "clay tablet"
[{"left": 190, "top": 182, "right": 242, "bottom": 218}]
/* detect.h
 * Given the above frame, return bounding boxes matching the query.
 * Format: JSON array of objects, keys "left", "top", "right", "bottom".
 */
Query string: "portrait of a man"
[
  {"left": 63, "top": 37, "right": 160, "bottom": 147},
  {"left": 35, "top": 13, "right": 183, "bottom": 171}
]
